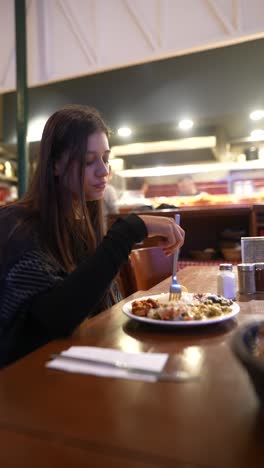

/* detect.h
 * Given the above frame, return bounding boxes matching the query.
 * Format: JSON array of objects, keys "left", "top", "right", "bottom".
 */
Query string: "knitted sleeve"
[{"left": 0, "top": 250, "right": 66, "bottom": 333}]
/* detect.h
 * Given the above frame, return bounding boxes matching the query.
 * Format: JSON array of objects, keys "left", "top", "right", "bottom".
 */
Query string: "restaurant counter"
[{"left": 108, "top": 203, "right": 260, "bottom": 259}]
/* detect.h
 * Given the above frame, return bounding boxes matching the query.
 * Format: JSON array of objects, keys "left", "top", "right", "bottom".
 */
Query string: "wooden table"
[{"left": 0, "top": 266, "right": 264, "bottom": 468}]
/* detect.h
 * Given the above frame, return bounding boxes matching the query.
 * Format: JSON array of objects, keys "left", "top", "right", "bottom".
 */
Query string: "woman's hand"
[{"left": 138, "top": 215, "right": 185, "bottom": 255}]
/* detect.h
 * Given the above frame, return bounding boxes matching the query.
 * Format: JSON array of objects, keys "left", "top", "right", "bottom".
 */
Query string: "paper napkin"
[{"left": 46, "top": 346, "right": 168, "bottom": 382}]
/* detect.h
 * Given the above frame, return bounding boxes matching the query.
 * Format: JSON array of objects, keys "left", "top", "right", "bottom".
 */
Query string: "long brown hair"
[{"left": 18, "top": 105, "right": 109, "bottom": 272}]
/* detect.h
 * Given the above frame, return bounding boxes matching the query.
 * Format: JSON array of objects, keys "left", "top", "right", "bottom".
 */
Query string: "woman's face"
[
  {"left": 55, "top": 131, "right": 110, "bottom": 201},
  {"left": 83, "top": 132, "right": 110, "bottom": 200}
]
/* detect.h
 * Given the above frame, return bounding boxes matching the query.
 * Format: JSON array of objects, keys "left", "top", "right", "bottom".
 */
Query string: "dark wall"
[{"left": 3, "top": 38, "right": 264, "bottom": 143}]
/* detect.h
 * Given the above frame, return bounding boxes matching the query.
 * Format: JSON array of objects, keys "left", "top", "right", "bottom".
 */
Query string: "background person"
[
  {"left": 103, "top": 166, "right": 119, "bottom": 215},
  {"left": 118, "top": 177, "right": 150, "bottom": 208},
  {"left": 177, "top": 175, "right": 199, "bottom": 196}
]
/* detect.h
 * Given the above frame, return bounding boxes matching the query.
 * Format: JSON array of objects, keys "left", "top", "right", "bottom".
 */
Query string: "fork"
[{"left": 169, "top": 214, "right": 182, "bottom": 302}]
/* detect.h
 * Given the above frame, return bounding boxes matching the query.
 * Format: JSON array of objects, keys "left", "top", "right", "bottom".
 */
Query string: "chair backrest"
[{"left": 129, "top": 246, "right": 173, "bottom": 291}]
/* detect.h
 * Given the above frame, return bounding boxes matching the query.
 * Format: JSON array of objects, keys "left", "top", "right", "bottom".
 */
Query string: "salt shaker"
[{"left": 217, "top": 264, "right": 236, "bottom": 299}]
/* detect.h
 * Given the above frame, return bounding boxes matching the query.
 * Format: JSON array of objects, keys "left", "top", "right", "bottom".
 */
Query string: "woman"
[{"left": 0, "top": 105, "right": 184, "bottom": 366}]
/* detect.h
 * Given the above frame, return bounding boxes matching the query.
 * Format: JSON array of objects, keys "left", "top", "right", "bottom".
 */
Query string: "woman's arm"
[
  {"left": 29, "top": 214, "right": 184, "bottom": 337},
  {"left": 29, "top": 214, "right": 147, "bottom": 336}
]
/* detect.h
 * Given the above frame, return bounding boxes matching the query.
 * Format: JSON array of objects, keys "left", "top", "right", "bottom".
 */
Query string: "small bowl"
[
  {"left": 231, "top": 321, "right": 264, "bottom": 404},
  {"left": 221, "top": 248, "right": 241, "bottom": 263}
]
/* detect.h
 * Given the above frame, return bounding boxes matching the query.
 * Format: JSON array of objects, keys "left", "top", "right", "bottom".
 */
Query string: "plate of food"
[{"left": 122, "top": 292, "right": 240, "bottom": 326}]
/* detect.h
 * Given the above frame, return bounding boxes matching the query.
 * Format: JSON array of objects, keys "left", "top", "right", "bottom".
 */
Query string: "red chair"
[{"left": 129, "top": 246, "right": 173, "bottom": 291}]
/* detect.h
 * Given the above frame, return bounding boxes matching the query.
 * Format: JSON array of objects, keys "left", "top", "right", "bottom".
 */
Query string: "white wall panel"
[
  {"left": 1, "top": 0, "right": 264, "bottom": 93},
  {"left": 243, "top": 0, "right": 264, "bottom": 31},
  {"left": 0, "top": 0, "right": 15, "bottom": 92}
]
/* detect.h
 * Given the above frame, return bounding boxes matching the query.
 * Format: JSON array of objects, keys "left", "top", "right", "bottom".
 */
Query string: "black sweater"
[{"left": 0, "top": 208, "right": 147, "bottom": 366}]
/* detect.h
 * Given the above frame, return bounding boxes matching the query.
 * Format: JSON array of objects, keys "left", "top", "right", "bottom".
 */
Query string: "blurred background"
[{"left": 1, "top": 0, "right": 264, "bottom": 213}]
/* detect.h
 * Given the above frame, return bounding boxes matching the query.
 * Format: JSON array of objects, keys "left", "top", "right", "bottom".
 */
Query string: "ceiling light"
[
  {"left": 249, "top": 110, "right": 264, "bottom": 121},
  {"left": 250, "top": 129, "right": 264, "bottom": 140},
  {"left": 178, "top": 119, "right": 193, "bottom": 130},
  {"left": 111, "top": 136, "right": 216, "bottom": 158},
  {"left": 116, "top": 160, "right": 264, "bottom": 178},
  {"left": 117, "top": 127, "right": 132, "bottom": 137}
]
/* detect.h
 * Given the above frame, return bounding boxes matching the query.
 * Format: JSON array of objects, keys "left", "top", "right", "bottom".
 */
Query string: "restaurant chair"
[
  {"left": 129, "top": 246, "right": 173, "bottom": 291},
  {"left": 116, "top": 260, "right": 137, "bottom": 298}
]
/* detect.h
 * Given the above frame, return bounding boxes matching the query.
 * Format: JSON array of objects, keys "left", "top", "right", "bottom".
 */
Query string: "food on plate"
[
  {"left": 131, "top": 298, "right": 159, "bottom": 316},
  {"left": 131, "top": 293, "right": 234, "bottom": 322}
]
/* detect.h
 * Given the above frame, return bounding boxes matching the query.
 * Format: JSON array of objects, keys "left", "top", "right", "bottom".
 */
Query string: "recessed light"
[
  {"left": 250, "top": 129, "right": 264, "bottom": 140},
  {"left": 249, "top": 110, "right": 264, "bottom": 121},
  {"left": 117, "top": 127, "right": 132, "bottom": 137},
  {"left": 178, "top": 119, "right": 193, "bottom": 130}
]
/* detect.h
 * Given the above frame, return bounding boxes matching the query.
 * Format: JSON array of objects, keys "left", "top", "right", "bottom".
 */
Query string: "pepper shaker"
[
  {"left": 237, "top": 263, "right": 256, "bottom": 295},
  {"left": 255, "top": 263, "right": 264, "bottom": 293}
]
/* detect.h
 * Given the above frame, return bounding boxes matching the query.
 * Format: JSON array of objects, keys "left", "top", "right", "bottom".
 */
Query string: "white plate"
[{"left": 122, "top": 293, "right": 240, "bottom": 327}]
